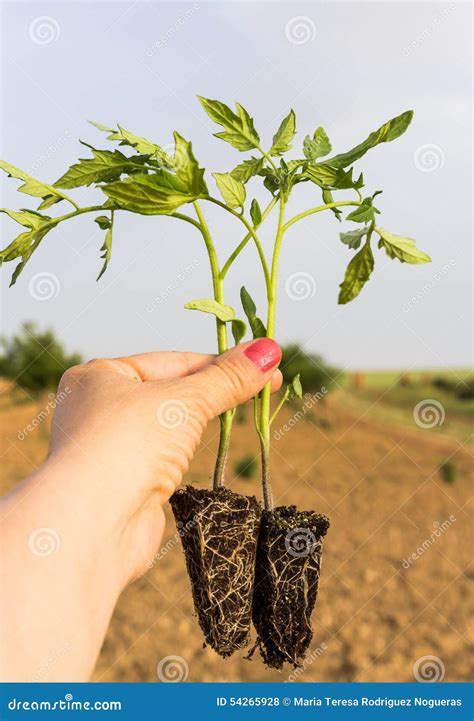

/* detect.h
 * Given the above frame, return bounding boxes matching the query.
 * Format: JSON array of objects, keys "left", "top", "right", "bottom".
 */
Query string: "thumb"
[{"left": 189, "top": 339, "right": 282, "bottom": 418}]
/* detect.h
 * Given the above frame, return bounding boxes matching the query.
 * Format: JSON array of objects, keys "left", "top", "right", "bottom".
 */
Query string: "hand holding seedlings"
[
  {"left": 1, "top": 97, "right": 431, "bottom": 668},
  {"left": 0, "top": 343, "right": 282, "bottom": 682}
]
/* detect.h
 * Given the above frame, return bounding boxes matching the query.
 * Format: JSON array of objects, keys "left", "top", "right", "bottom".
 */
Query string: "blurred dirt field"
[{"left": 1, "top": 378, "right": 472, "bottom": 682}]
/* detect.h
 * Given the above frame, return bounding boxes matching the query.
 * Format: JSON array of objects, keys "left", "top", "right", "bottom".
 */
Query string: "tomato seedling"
[{"left": 0, "top": 97, "right": 430, "bottom": 667}]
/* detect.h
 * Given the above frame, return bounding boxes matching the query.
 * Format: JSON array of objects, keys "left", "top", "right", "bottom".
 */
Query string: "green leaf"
[
  {"left": 324, "top": 110, "right": 414, "bottom": 168},
  {"left": 346, "top": 197, "right": 379, "bottom": 223},
  {"left": 338, "top": 241, "right": 374, "bottom": 304},
  {"left": 250, "top": 198, "right": 262, "bottom": 226},
  {"left": 0, "top": 207, "right": 51, "bottom": 230},
  {"left": 231, "top": 319, "right": 247, "bottom": 344},
  {"left": 212, "top": 172, "right": 246, "bottom": 209},
  {"left": 54, "top": 148, "right": 140, "bottom": 189},
  {"left": 0, "top": 226, "right": 52, "bottom": 286},
  {"left": 101, "top": 171, "right": 203, "bottom": 215},
  {"left": 303, "top": 127, "right": 331, "bottom": 161},
  {"left": 230, "top": 157, "right": 264, "bottom": 183},
  {"left": 97, "top": 222, "right": 113, "bottom": 281},
  {"left": 173, "top": 132, "right": 207, "bottom": 195},
  {"left": 0, "top": 160, "right": 68, "bottom": 209},
  {"left": 269, "top": 110, "right": 296, "bottom": 156},
  {"left": 90, "top": 121, "right": 172, "bottom": 166},
  {"left": 304, "top": 164, "right": 338, "bottom": 187},
  {"left": 376, "top": 228, "right": 431, "bottom": 264},
  {"left": 290, "top": 373, "right": 303, "bottom": 399},
  {"left": 304, "top": 164, "right": 363, "bottom": 191},
  {"left": 240, "top": 286, "right": 266, "bottom": 338},
  {"left": 339, "top": 226, "right": 369, "bottom": 250},
  {"left": 197, "top": 96, "right": 260, "bottom": 151},
  {"left": 94, "top": 215, "right": 112, "bottom": 230},
  {"left": 184, "top": 298, "right": 235, "bottom": 322}
]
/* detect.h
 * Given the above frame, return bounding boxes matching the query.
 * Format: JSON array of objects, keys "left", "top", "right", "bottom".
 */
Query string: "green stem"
[
  {"left": 220, "top": 196, "right": 279, "bottom": 280},
  {"left": 258, "top": 198, "right": 286, "bottom": 510},
  {"left": 205, "top": 196, "right": 271, "bottom": 290},
  {"left": 192, "top": 201, "right": 233, "bottom": 490},
  {"left": 283, "top": 200, "right": 359, "bottom": 232},
  {"left": 269, "top": 389, "right": 290, "bottom": 427},
  {"left": 257, "top": 145, "right": 278, "bottom": 173}
]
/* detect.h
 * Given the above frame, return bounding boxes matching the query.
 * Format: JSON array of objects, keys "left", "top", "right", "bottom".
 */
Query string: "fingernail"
[{"left": 244, "top": 338, "right": 281, "bottom": 372}]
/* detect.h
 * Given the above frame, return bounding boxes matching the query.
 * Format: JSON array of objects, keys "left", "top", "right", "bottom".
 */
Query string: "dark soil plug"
[
  {"left": 252, "top": 505, "right": 330, "bottom": 669},
  {"left": 170, "top": 485, "right": 261, "bottom": 657}
]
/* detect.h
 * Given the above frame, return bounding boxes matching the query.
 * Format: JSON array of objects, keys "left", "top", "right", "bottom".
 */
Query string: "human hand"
[
  {"left": 0, "top": 339, "right": 282, "bottom": 681},
  {"left": 49, "top": 338, "right": 282, "bottom": 583}
]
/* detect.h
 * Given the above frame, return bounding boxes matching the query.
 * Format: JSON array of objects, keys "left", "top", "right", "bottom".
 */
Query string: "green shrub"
[
  {"left": 234, "top": 455, "right": 257, "bottom": 479},
  {"left": 439, "top": 460, "right": 457, "bottom": 484},
  {"left": 0, "top": 322, "right": 82, "bottom": 391},
  {"left": 457, "top": 378, "right": 474, "bottom": 401},
  {"left": 280, "top": 345, "right": 340, "bottom": 395}
]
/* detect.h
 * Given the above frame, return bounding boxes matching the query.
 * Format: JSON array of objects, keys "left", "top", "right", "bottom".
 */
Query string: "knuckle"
[{"left": 214, "top": 362, "right": 248, "bottom": 404}]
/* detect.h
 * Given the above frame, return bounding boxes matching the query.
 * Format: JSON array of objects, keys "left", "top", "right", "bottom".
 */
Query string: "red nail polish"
[{"left": 244, "top": 338, "right": 281, "bottom": 372}]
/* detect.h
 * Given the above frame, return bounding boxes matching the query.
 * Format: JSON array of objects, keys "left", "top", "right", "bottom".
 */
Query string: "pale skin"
[{"left": 0, "top": 339, "right": 282, "bottom": 682}]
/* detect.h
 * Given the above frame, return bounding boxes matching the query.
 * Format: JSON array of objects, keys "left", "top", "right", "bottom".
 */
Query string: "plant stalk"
[
  {"left": 258, "top": 198, "right": 286, "bottom": 511},
  {"left": 193, "top": 201, "right": 233, "bottom": 490}
]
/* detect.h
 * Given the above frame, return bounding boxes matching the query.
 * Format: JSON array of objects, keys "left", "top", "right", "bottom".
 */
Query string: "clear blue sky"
[{"left": 1, "top": 0, "right": 472, "bottom": 370}]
